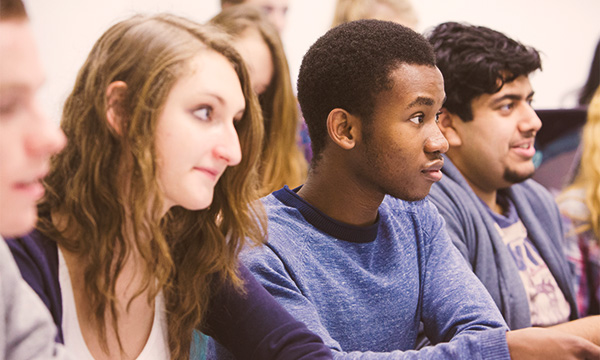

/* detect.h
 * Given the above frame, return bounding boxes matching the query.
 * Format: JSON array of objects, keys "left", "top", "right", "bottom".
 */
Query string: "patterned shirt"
[{"left": 487, "top": 196, "right": 571, "bottom": 326}]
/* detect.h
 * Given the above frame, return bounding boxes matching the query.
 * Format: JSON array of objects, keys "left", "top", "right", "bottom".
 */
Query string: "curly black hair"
[
  {"left": 426, "top": 22, "right": 541, "bottom": 122},
  {"left": 297, "top": 19, "right": 436, "bottom": 162}
]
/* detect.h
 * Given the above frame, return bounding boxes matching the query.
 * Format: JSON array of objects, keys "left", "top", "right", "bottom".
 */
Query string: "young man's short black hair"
[
  {"left": 427, "top": 21, "right": 541, "bottom": 122},
  {"left": 297, "top": 19, "right": 436, "bottom": 162}
]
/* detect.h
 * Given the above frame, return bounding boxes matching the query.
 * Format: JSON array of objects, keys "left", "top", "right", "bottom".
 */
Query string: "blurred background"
[{"left": 24, "top": 0, "right": 600, "bottom": 123}]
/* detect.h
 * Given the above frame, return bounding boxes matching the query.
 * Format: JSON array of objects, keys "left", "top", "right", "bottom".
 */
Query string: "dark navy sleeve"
[
  {"left": 6, "top": 231, "right": 63, "bottom": 343},
  {"left": 203, "top": 264, "right": 332, "bottom": 360}
]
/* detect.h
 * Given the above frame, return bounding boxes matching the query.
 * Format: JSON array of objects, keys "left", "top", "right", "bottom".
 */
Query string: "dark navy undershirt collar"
[{"left": 272, "top": 185, "right": 380, "bottom": 243}]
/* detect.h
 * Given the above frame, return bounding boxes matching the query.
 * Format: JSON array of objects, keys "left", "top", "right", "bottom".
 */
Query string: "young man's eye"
[
  {"left": 192, "top": 106, "right": 212, "bottom": 122},
  {"left": 435, "top": 111, "right": 442, "bottom": 123},
  {"left": 409, "top": 114, "right": 424, "bottom": 125},
  {"left": 499, "top": 103, "right": 514, "bottom": 113},
  {"left": 0, "top": 97, "right": 22, "bottom": 119},
  {"left": 261, "top": 5, "right": 275, "bottom": 14}
]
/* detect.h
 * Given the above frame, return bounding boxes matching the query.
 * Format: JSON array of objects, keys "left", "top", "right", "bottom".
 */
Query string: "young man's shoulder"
[
  {"left": 6, "top": 230, "right": 58, "bottom": 282},
  {"left": 509, "top": 178, "right": 560, "bottom": 215}
]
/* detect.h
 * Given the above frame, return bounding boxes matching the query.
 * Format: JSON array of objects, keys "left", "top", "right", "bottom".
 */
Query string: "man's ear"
[
  {"left": 326, "top": 108, "right": 358, "bottom": 150},
  {"left": 437, "top": 108, "right": 462, "bottom": 147},
  {"left": 106, "top": 81, "right": 128, "bottom": 135}
]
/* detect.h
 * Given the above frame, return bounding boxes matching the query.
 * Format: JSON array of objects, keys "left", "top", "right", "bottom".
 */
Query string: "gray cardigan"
[{"left": 428, "top": 156, "right": 578, "bottom": 329}]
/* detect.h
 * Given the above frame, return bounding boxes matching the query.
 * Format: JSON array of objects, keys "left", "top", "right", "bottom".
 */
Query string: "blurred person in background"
[
  {"left": 331, "top": 0, "right": 418, "bottom": 29},
  {"left": 211, "top": 4, "right": 308, "bottom": 196},
  {"left": 557, "top": 86, "right": 600, "bottom": 317},
  {"left": 220, "top": 0, "right": 290, "bottom": 34}
]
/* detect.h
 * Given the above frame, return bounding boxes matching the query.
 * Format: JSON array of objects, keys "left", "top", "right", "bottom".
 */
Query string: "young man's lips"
[
  {"left": 421, "top": 160, "right": 444, "bottom": 182},
  {"left": 422, "top": 169, "right": 443, "bottom": 182},
  {"left": 511, "top": 141, "right": 536, "bottom": 158},
  {"left": 13, "top": 179, "right": 45, "bottom": 200}
]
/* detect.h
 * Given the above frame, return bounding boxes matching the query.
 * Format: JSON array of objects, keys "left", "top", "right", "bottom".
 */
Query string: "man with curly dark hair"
[
  {"left": 237, "top": 19, "right": 600, "bottom": 359},
  {"left": 428, "top": 21, "right": 600, "bottom": 343}
]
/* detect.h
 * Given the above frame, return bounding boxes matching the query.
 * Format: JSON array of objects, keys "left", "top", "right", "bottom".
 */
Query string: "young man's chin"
[
  {"left": 503, "top": 167, "right": 535, "bottom": 185},
  {"left": 0, "top": 210, "right": 36, "bottom": 238}
]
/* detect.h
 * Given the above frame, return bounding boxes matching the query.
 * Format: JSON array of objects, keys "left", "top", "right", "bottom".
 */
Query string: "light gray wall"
[{"left": 24, "top": 0, "right": 600, "bottom": 123}]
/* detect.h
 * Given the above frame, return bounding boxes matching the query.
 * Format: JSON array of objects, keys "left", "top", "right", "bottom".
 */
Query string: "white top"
[{"left": 58, "top": 248, "right": 169, "bottom": 359}]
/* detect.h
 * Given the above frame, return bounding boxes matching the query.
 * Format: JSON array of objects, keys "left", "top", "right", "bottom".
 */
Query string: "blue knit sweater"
[
  {"left": 428, "top": 156, "right": 578, "bottom": 329},
  {"left": 241, "top": 186, "right": 511, "bottom": 359}
]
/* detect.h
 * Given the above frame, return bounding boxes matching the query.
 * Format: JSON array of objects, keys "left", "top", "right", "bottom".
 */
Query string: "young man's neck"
[
  {"left": 465, "top": 181, "right": 503, "bottom": 215},
  {"left": 297, "top": 157, "right": 384, "bottom": 227},
  {"left": 449, "top": 154, "right": 503, "bottom": 215}
]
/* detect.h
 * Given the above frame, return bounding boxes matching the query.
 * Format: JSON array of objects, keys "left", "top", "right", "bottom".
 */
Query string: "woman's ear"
[
  {"left": 106, "top": 81, "right": 128, "bottom": 135},
  {"left": 437, "top": 108, "right": 462, "bottom": 147},
  {"left": 327, "top": 108, "right": 357, "bottom": 150}
]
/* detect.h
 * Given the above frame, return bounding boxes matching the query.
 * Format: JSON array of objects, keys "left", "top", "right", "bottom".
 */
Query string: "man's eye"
[
  {"left": 409, "top": 114, "right": 424, "bottom": 125},
  {"left": 0, "top": 98, "right": 21, "bottom": 118}
]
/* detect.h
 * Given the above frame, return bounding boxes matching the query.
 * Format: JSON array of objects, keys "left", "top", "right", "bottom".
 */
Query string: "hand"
[{"left": 506, "top": 327, "right": 600, "bottom": 360}]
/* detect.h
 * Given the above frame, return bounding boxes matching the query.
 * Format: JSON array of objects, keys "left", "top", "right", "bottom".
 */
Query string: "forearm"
[
  {"left": 506, "top": 327, "right": 600, "bottom": 359},
  {"left": 549, "top": 316, "right": 600, "bottom": 346},
  {"left": 329, "top": 328, "right": 509, "bottom": 360},
  {"left": 203, "top": 264, "right": 332, "bottom": 360}
]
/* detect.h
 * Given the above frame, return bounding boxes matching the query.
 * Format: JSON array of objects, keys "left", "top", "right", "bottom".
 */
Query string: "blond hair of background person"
[
  {"left": 557, "top": 86, "right": 600, "bottom": 317},
  {"left": 220, "top": 0, "right": 290, "bottom": 33},
  {"left": 331, "top": 0, "right": 418, "bottom": 29},
  {"left": 211, "top": 5, "right": 307, "bottom": 196}
]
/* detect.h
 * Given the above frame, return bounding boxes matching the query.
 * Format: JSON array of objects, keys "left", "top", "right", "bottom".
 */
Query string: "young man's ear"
[
  {"left": 326, "top": 108, "right": 358, "bottom": 150},
  {"left": 105, "top": 81, "right": 128, "bottom": 135},
  {"left": 437, "top": 108, "right": 462, "bottom": 147}
]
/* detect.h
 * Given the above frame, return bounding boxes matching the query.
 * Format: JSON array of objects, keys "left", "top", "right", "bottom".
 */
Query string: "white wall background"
[{"left": 24, "top": 0, "right": 600, "bottom": 124}]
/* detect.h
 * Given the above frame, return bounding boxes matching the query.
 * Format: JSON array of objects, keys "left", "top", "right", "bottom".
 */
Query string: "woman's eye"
[
  {"left": 409, "top": 114, "right": 424, "bottom": 125},
  {"left": 192, "top": 106, "right": 212, "bottom": 121},
  {"left": 435, "top": 111, "right": 442, "bottom": 123}
]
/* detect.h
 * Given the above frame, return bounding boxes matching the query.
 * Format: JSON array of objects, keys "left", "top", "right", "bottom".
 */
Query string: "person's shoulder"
[
  {"left": 512, "top": 178, "right": 557, "bottom": 205},
  {"left": 382, "top": 195, "right": 438, "bottom": 215},
  {"left": 261, "top": 187, "right": 300, "bottom": 214},
  {"left": 6, "top": 230, "right": 56, "bottom": 265},
  {"left": 5, "top": 230, "right": 58, "bottom": 294},
  {"left": 382, "top": 196, "right": 444, "bottom": 233},
  {"left": 557, "top": 187, "right": 588, "bottom": 218}
]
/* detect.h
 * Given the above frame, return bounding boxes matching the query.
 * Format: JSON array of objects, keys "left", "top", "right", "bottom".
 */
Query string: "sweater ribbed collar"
[{"left": 271, "top": 186, "right": 380, "bottom": 243}]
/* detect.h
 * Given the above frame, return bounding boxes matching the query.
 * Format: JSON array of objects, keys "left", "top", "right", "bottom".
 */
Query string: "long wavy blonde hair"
[
  {"left": 36, "top": 14, "right": 265, "bottom": 359},
  {"left": 331, "top": 0, "right": 418, "bottom": 29},
  {"left": 210, "top": 5, "right": 307, "bottom": 196},
  {"left": 558, "top": 86, "right": 600, "bottom": 242}
]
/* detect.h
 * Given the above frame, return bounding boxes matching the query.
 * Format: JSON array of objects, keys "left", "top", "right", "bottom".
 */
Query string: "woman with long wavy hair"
[
  {"left": 558, "top": 86, "right": 600, "bottom": 317},
  {"left": 210, "top": 5, "right": 308, "bottom": 197},
  {"left": 7, "top": 13, "right": 330, "bottom": 360}
]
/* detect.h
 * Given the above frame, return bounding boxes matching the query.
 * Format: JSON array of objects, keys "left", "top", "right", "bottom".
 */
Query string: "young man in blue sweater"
[
  {"left": 235, "top": 19, "right": 600, "bottom": 359},
  {"left": 427, "top": 22, "right": 600, "bottom": 342}
]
